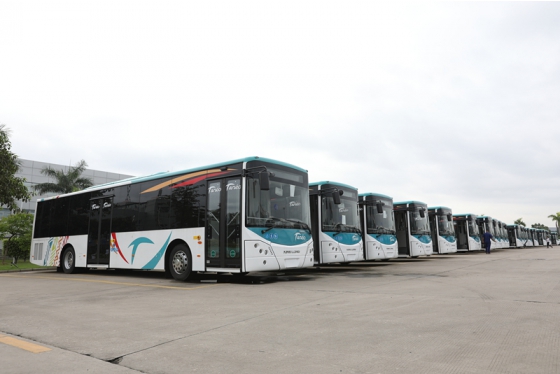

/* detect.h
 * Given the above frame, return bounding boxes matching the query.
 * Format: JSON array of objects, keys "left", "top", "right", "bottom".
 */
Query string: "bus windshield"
[
  {"left": 410, "top": 208, "right": 430, "bottom": 235},
  {"left": 437, "top": 214, "right": 455, "bottom": 236},
  {"left": 321, "top": 195, "right": 360, "bottom": 233},
  {"left": 366, "top": 199, "right": 395, "bottom": 235},
  {"left": 468, "top": 219, "right": 479, "bottom": 236},
  {"left": 246, "top": 169, "right": 310, "bottom": 231}
]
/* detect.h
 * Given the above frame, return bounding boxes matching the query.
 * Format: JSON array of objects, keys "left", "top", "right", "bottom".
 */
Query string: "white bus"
[
  {"left": 453, "top": 214, "right": 481, "bottom": 252},
  {"left": 536, "top": 229, "right": 545, "bottom": 246},
  {"left": 476, "top": 216, "right": 497, "bottom": 250},
  {"left": 30, "top": 157, "right": 314, "bottom": 280},
  {"left": 358, "top": 192, "right": 398, "bottom": 260},
  {"left": 309, "top": 181, "right": 363, "bottom": 264},
  {"left": 393, "top": 201, "right": 433, "bottom": 258},
  {"left": 506, "top": 224, "right": 527, "bottom": 248},
  {"left": 528, "top": 228, "right": 537, "bottom": 246},
  {"left": 500, "top": 221, "right": 510, "bottom": 248},
  {"left": 494, "top": 219, "right": 507, "bottom": 249},
  {"left": 428, "top": 206, "right": 458, "bottom": 254}
]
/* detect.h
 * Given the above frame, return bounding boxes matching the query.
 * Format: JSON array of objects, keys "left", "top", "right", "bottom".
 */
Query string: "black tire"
[
  {"left": 381, "top": 259, "right": 390, "bottom": 262},
  {"left": 61, "top": 247, "right": 76, "bottom": 274},
  {"left": 169, "top": 244, "right": 192, "bottom": 281}
]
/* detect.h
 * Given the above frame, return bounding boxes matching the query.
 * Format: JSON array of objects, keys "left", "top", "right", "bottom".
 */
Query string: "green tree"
[
  {"left": 0, "top": 213, "right": 33, "bottom": 264},
  {"left": 548, "top": 212, "right": 560, "bottom": 232},
  {"left": 514, "top": 218, "right": 526, "bottom": 226},
  {"left": 531, "top": 223, "right": 549, "bottom": 231},
  {"left": 0, "top": 125, "right": 31, "bottom": 212},
  {"left": 33, "top": 159, "right": 94, "bottom": 194}
]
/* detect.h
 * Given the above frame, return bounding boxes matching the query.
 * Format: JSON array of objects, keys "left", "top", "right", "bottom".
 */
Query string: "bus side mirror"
[
  {"left": 447, "top": 213, "right": 452, "bottom": 221},
  {"left": 376, "top": 203, "right": 383, "bottom": 214},
  {"left": 259, "top": 172, "right": 270, "bottom": 191},
  {"left": 332, "top": 190, "right": 341, "bottom": 205},
  {"left": 419, "top": 208, "right": 425, "bottom": 218}
]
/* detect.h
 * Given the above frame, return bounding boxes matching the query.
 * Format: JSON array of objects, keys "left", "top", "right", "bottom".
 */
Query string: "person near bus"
[
  {"left": 547, "top": 237, "right": 552, "bottom": 248},
  {"left": 483, "top": 230, "right": 493, "bottom": 254}
]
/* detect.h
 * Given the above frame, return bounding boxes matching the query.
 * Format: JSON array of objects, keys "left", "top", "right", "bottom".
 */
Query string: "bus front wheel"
[
  {"left": 62, "top": 247, "right": 76, "bottom": 274},
  {"left": 169, "top": 244, "right": 192, "bottom": 281}
]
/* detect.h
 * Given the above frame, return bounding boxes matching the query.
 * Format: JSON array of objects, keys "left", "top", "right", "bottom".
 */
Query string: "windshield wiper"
[
  {"left": 261, "top": 217, "right": 285, "bottom": 234},
  {"left": 286, "top": 218, "right": 311, "bottom": 233},
  {"left": 334, "top": 223, "right": 361, "bottom": 235}
]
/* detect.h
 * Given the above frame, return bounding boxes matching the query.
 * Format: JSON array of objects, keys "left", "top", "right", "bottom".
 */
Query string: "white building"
[{"left": 1, "top": 159, "right": 134, "bottom": 219}]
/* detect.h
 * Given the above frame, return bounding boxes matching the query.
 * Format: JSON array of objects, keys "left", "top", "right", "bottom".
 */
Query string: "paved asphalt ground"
[{"left": 1, "top": 246, "right": 559, "bottom": 374}]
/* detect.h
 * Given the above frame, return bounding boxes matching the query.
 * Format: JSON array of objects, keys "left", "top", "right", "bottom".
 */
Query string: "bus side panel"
[
  {"left": 470, "top": 236, "right": 481, "bottom": 251},
  {"left": 30, "top": 235, "right": 87, "bottom": 268},
  {"left": 438, "top": 237, "right": 457, "bottom": 254},
  {"left": 109, "top": 228, "right": 205, "bottom": 271},
  {"left": 364, "top": 235, "right": 398, "bottom": 260},
  {"left": 410, "top": 236, "right": 433, "bottom": 257}
]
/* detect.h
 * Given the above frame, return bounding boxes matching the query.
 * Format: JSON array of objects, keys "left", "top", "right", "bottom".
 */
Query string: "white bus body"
[
  {"left": 393, "top": 201, "right": 433, "bottom": 258},
  {"left": 359, "top": 193, "right": 398, "bottom": 260}
]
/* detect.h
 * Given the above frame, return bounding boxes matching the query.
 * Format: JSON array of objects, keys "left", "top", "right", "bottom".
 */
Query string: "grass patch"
[{"left": 0, "top": 261, "right": 49, "bottom": 272}]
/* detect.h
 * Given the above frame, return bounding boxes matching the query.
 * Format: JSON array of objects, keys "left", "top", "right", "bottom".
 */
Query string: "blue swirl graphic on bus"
[
  {"left": 129, "top": 237, "right": 154, "bottom": 264},
  {"left": 327, "top": 232, "right": 361, "bottom": 245},
  {"left": 248, "top": 228, "right": 310, "bottom": 246},
  {"left": 368, "top": 234, "right": 396, "bottom": 245},
  {"left": 441, "top": 235, "right": 456, "bottom": 243},
  {"left": 412, "top": 234, "right": 431, "bottom": 244},
  {"left": 142, "top": 233, "right": 172, "bottom": 270}
]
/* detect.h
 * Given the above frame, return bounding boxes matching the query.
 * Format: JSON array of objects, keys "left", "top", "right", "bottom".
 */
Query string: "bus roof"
[
  {"left": 359, "top": 192, "right": 393, "bottom": 200},
  {"left": 428, "top": 206, "right": 451, "bottom": 211},
  {"left": 393, "top": 200, "right": 427, "bottom": 206},
  {"left": 453, "top": 213, "right": 478, "bottom": 217},
  {"left": 84, "top": 156, "right": 307, "bottom": 192},
  {"left": 309, "top": 181, "right": 358, "bottom": 190}
]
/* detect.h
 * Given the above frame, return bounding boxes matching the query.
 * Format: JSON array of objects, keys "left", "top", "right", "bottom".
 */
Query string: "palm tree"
[
  {"left": 33, "top": 160, "right": 94, "bottom": 194},
  {"left": 514, "top": 218, "right": 526, "bottom": 226},
  {"left": 548, "top": 212, "right": 560, "bottom": 232}
]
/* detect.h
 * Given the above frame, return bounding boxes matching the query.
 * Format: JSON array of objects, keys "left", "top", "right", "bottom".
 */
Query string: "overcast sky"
[{"left": 1, "top": 1, "right": 559, "bottom": 227}]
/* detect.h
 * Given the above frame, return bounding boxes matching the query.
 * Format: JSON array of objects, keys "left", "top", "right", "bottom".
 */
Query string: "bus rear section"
[
  {"left": 393, "top": 201, "right": 433, "bottom": 258},
  {"left": 453, "top": 214, "right": 481, "bottom": 252},
  {"left": 30, "top": 157, "right": 314, "bottom": 280},
  {"left": 309, "top": 182, "right": 363, "bottom": 265},
  {"left": 358, "top": 193, "right": 398, "bottom": 260},
  {"left": 428, "top": 206, "right": 457, "bottom": 254}
]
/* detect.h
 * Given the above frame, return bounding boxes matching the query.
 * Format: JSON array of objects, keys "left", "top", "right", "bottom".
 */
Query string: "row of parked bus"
[{"left": 29, "top": 157, "right": 557, "bottom": 281}]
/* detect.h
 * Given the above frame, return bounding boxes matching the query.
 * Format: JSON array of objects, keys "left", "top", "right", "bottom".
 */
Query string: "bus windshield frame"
[
  {"left": 321, "top": 190, "right": 360, "bottom": 233},
  {"left": 365, "top": 198, "right": 395, "bottom": 235},
  {"left": 245, "top": 166, "right": 311, "bottom": 231},
  {"left": 409, "top": 205, "right": 430, "bottom": 236},
  {"left": 437, "top": 210, "right": 455, "bottom": 236}
]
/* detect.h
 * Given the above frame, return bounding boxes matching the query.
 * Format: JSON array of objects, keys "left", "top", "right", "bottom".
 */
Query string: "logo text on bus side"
[
  {"left": 226, "top": 183, "right": 241, "bottom": 191},
  {"left": 294, "top": 233, "right": 307, "bottom": 241}
]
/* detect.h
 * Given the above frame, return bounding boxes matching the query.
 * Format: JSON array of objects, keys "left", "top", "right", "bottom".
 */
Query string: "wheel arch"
[
  {"left": 59, "top": 243, "right": 75, "bottom": 267},
  {"left": 164, "top": 239, "right": 191, "bottom": 273}
]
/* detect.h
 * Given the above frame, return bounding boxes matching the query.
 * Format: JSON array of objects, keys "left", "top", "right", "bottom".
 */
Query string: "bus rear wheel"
[
  {"left": 169, "top": 244, "right": 192, "bottom": 281},
  {"left": 62, "top": 247, "right": 76, "bottom": 274}
]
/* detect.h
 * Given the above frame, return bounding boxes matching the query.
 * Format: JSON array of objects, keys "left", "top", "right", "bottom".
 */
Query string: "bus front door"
[
  {"left": 206, "top": 178, "right": 242, "bottom": 269},
  {"left": 87, "top": 197, "right": 113, "bottom": 266}
]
